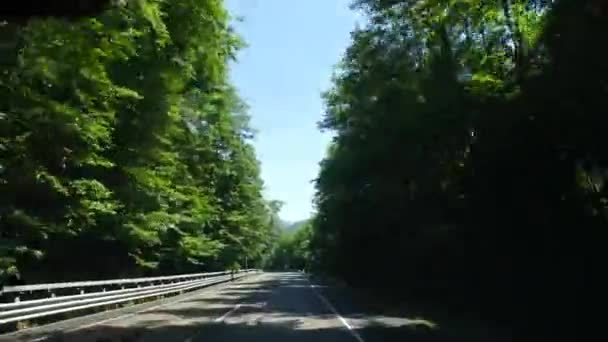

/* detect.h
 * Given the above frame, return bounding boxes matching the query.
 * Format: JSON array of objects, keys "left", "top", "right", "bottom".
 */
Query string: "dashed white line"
[
  {"left": 309, "top": 282, "right": 366, "bottom": 342},
  {"left": 25, "top": 275, "right": 260, "bottom": 342},
  {"left": 214, "top": 303, "right": 242, "bottom": 323},
  {"left": 30, "top": 288, "right": 212, "bottom": 342},
  {"left": 183, "top": 302, "right": 243, "bottom": 341},
  {"left": 184, "top": 277, "right": 271, "bottom": 342}
]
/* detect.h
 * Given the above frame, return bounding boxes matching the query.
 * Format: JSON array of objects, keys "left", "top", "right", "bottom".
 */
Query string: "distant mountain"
[{"left": 283, "top": 219, "right": 309, "bottom": 232}]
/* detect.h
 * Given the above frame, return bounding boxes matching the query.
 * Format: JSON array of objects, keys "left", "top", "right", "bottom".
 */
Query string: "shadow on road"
[
  {"left": 38, "top": 319, "right": 459, "bottom": 342},
  {"left": 28, "top": 273, "right": 509, "bottom": 342}
]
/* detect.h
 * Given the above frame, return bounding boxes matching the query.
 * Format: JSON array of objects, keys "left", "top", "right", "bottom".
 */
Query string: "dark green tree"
[{"left": 309, "top": 0, "right": 607, "bottom": 339}]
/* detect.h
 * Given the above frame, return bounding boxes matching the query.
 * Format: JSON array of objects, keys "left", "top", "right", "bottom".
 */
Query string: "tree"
[
  {"left": 309, "top": 0, "right": 606, "bottom": 339},
  {"left": 0, "top": 0, "right": 276, "bottom": 282},
  {"left": 264, "top": 221, "right": 312, "bottom": 271}
]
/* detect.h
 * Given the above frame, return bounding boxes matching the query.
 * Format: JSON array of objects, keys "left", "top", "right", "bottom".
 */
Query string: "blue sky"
[{"left": 225, "top": 0, "right": 360, "bottom": 222}]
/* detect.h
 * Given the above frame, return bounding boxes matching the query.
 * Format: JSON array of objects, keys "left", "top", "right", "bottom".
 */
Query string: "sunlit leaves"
[{"left": 0, "top": 0, "right": 276, "bottom": 280}]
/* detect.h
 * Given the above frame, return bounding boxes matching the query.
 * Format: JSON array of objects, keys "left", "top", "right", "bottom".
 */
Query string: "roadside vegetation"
[
  {"left": 274, "top": 0, "right": 606, "bottom": 339},
  {"left": 1, "top": 1, "right": 605, "bottom": 339},
  {"left": 0, "top": 0, "right": 279, "bottom": 283}
]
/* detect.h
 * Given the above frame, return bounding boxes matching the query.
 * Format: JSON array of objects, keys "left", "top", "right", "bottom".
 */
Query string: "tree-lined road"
[{"left": 3, "top": 272, "right": 465, "bottom": 342}]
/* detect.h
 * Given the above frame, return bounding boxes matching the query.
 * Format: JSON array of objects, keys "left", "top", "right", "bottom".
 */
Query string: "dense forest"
[
  {"left": 263, "top": 220, "right": 311, "bottom": 271},
  {"left": 298, "top": 0, "right": 605, "bottom": 340},
  {"left": 0, "top": 0, "right": 280, "bottom": 283},
  {"left": 2, "top": 0, "right": 606, "bottom": 339}
]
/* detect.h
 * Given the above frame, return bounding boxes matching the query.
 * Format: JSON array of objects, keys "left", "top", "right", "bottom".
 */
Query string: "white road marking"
[
  {"left": 184, "top": 302, "right": 266, "bottom": 342},
  {"left": 31, "top": 296, "right": 191, "bottom": 342},
  {"left": 184, "top": 276, "right": 271, "bottom": 342},
  {"left": 31, "top": 293, "right": 188, "bottom": 342},
  {"left": 309, "top": 282, "right": 366, "bottom": 342},
  {"left": 214, "top": 303, "right": 242, "bottom": 323},
  {"left": 184, "top": 302, "right": 243, "bottom": 341},
  {"left": 27, "top": 275, "right": 260, "bottom": 342},
  {"left": 255, "top": 301, "right": 267, "bottom": 308}
]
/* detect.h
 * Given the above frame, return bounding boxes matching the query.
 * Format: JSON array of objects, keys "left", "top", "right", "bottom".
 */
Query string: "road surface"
[{"left": 3, "top": 272, "right": 504, "bottom": 342}]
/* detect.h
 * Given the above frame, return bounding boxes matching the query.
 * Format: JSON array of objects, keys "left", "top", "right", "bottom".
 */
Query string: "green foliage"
[
  {"left": 264, "top": 222, "right": 312, "bottom": 271},
  {"left": 310, "top": 0, "right": 606, "bottom": 339},
  {"left": 0, "top": 0, "right": 276, "bottom": 282}
]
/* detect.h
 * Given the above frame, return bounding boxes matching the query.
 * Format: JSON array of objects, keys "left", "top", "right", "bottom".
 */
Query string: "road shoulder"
[
  {"left": 307, "top": 274, "right": 513, "bottom": 342},
  {"left": 0, "top": 273, "right": 263, "bottom": 342}
]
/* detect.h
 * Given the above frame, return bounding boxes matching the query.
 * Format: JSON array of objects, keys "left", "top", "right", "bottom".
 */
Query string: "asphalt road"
[{"left": 3, "top": 272, "right": 508, "bottom": 342}]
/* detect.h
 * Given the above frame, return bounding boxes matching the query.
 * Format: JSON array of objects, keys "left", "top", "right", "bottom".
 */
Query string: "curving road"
[{"left": 3, "top": 272, "right": 505, "bottom": 342}]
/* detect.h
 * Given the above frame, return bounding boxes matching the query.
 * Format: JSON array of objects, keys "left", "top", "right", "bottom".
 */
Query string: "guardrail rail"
[{"left": 0, "top": 269, "right": 257, "bottom": 327}]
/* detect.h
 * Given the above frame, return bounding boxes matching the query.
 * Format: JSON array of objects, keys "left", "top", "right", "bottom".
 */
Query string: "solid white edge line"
[{"left": 308, "top": 280, "right": 366, "bottom": 342}]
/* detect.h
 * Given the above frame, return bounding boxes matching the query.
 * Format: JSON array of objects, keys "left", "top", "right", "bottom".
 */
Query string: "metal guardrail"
[{"left": 0, "top": 269, "right": 257, "bottom": 326}]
